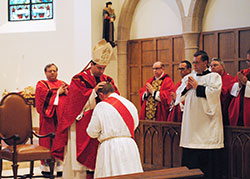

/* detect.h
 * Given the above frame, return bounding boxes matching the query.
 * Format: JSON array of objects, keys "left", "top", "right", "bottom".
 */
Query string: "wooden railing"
[{"left": 135, "top": 121, "right": 250, "bottom": 179}]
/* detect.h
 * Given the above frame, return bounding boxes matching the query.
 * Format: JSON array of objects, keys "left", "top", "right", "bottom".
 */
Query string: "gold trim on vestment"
[{"left": 145, "top": 79, "right": 162, "bottom": 120}]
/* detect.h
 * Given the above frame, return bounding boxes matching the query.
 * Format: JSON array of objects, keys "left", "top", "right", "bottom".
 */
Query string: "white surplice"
[
  {"left": 177, "top": 72, "right": 224, "bottom": 149},
  {"left": 87, "top": 93, "right": 143, "bottom": 178}
]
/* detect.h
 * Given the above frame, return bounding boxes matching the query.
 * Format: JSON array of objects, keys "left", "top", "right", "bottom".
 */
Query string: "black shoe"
[
  {"left": 57, "top": 171, "right": 63, "bottom": 177},
  {"left": 41, "top": 171, "right": 51, "bottom": 178}
]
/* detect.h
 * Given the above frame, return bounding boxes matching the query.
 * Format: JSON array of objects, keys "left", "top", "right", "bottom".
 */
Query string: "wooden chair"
[{"left": 0, "top": 93, "right": 55, "bottom": 179}]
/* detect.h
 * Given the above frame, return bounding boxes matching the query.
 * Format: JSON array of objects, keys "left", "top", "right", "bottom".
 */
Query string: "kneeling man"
[{"left": 87, "top": 83, "right": 143, "bottom": 178}]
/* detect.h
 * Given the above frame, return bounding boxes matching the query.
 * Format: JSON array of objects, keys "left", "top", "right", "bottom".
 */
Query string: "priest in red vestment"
[
  {"left": 51, "top": 39, "right": 119, "bottom": 179},
  {"left": 139, "top": 61, "right": 174, "bottom": 121},
  {"left": 35, "top": 63, "right": 68, "bottom": 176},
  {"left": 210, "top": 58, "right": 234, "bottom": 125},
  {"left": 167, "top": 60, "right": 192, "bottom": 122},
  {"left": 228, "top": 49, "right": 250, "bottom": 127}
]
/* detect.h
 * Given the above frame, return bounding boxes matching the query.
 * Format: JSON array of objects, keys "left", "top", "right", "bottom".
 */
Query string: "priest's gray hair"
[{"left": 211, "top": 58, "right": 225, "bottom": 70}]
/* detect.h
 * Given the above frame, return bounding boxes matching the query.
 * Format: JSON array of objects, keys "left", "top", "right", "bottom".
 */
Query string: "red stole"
[{"left": 103, "top": 97, "right": 135, "bottom": 139}]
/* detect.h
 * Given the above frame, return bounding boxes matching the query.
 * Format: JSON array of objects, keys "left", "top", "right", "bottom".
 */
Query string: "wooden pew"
[{"left": 97, "top": 166, "right": 203, "bottom": 179}]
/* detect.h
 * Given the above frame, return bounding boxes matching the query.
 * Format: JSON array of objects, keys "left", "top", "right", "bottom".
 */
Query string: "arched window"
[{"left": 8, "top": 0, "right": 53, "bottom": 21}]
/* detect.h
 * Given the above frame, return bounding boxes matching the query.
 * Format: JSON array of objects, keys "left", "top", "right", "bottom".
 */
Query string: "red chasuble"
[
  {"left": 167, "top": 81, "right": 182, "bottom": 122},
  {"left": 103, "top": 97, "right": 134, "bottom": 139},
  {"left": 220, "top": 72, "right": 234, "bottom": 125},
  {"left": 35, "top": 80, "right": 68, "bottom": 150},
  {"left": 228, "top": 68, "right": 250, "bottom": 127},
  {"left": 139, "top": 73, "right": 174, "bottom": 121},
  {"left": 51, "top": 68, "right": 119, "bottom": 170}
]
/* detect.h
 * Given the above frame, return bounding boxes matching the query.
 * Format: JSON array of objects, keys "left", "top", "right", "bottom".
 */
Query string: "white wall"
[
  {"left": 130, "top": 0, "right": 183, "bottom": 39},
  {"left": 0, "top": 0, "right": 93, "bottom": 95},
  {"left": 0, "top": 0, "right": 92, "bottom": 127},
  {"left": 203, "top": 0, "right": 250, "bottom": 31}
]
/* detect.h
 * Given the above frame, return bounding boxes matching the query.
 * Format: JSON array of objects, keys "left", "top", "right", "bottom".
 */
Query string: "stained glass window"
[{"left": 9, "top": 0, "right": 53, "bottom": 21}]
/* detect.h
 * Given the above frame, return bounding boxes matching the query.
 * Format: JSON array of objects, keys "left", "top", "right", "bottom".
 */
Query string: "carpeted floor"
[{"left": 2, "top": 161, "right": 62, "bottom": 179}]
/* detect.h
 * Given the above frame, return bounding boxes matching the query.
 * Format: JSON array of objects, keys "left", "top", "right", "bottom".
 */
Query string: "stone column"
[
  {"left": 183, "top": 32, "right": 200, "bottom": 61},
  {"left": 117, "top": 40, "right": 128, "bottom": 97}
]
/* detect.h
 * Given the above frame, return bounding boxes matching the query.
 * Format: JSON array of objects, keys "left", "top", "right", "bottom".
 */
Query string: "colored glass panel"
[
  {"left": 9, "top": 0, "right": 53, "bottom": 21},
  {"left": 32, "top": 0, "right": 52, "bottom": 3},
  {"left": 9, "top": 0, "right": 30, "bottom": 5},
  {"left": 32, "top": 3, "right": 52, "bottom": 20},
  {"left": 9, "top": 5, "right": 30, "bottom": 21}
]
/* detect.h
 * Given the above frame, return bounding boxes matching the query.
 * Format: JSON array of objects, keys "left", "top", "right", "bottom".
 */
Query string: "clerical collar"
[
  {"left": 155, "top": 72, "right": 164, "bottom": 80},
  {"left": 196, "top": 69, "right": 211, "bottom": 76}
]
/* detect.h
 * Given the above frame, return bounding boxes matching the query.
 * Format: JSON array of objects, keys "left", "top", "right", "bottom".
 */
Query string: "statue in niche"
[{"left": 103, "top": 1, "right": 117, "bottom": 47}]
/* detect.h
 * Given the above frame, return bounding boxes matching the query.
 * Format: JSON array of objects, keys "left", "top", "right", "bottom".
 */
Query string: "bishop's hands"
[
  {"left": 238, "top": 71, "right": 248, "bottom": 87},
  {"left": 94, "top": 81, "right": 107, "bottom": 93},
  {"left": 58, "top": 83, "right": 68, "bottom": 95},
  {"left": 146, "top": 82, "right": 154, "bottom": 94},
  {"left": 186, "top": 76, "right": 198, "bottom": 90}
]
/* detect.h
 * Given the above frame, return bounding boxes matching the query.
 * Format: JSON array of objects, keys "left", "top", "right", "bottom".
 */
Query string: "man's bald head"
[{"left": 152, "top": 61, "right": 165, "bottom": 78}]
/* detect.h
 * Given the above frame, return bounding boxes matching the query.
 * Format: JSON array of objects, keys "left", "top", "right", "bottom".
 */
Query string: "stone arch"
[
  {"left": 176, "top": 0, "right": 208, "bottom": 60},
  {"left": 116, "top": 0, "right": 140, "bottom": 97},
  {"left": 117, "top": 0, "right": 208, "bottom": 97}
]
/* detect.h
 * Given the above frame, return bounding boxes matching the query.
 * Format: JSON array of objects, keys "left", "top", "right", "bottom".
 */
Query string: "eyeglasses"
[
  {"left": 46, "top": 70, "right": 57, "bottom": 73},
  {"left": 152, "top": 67, "right": 162, "bottom": 70},
  {"left": 177, "top": 68, "right": 186, "bottom": 71},
  {"left": 192, "top": 61, "right": 200, "bottom": 64}
]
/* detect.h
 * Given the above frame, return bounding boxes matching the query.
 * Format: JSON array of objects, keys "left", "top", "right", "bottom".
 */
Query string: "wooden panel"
[
  {"left": 239, "top": 60, "right": 249, "bottom": 71},
  {"left": 173, "top": 37, "right": 184, "bottom": 63},
  {"left": 142, "top": 40, "right": 155, "bottom": 51},
  {"left": 130, "top": 66, "right": 140, "bottom": 93},
  {"left": 157, "top": 38, "right": 171, "bottom": 50},
  {"left": 203, "top": 33, "right": 217, "bottom": 58},
  {"left": 127, "top": 34, "right": 186, "bottom": 111},
  {"left": 101, "top": 167, "right": 203, "bottom": 179},
  {"left": 224, "top": 61, "right": 237, "bottom": 76},
  {"left": 143, "top": 124, "right": 162, "bottom": 169},
  {"left": 157, "top": 38, "right": 172, "bottom": 65},
  {"left": 173, "top": 64, "right": 181, "bottom": 85},
  {"left": 142, "top": 66, "right": 153, "bottom": 86},
  {"left": 239, "top": 29, "right": 250, "bottom": 58},
  {"left": 164, "top": 64, "right": 172, "bottom": 79},
  {"left": 201, "top": 27, "right": 250, "bottom": 77},
  {"left": 162, "top": 126, "right": 182, "bottom": 168},
  {"left": 142, "top": 51, "right": 156, "bottom": 65},
  {"left": 158, "top": 49, "right": 171, "bottom": 64},
  {"left": 219, "top": 31, "right": 235, "bottom": 59},
  {"left": 128, "top": 41, "right": 140, "bottom": 65},
  {"left": 136, "top": 121, "right": 250, "bottom": 179},
  {"left": 130, "top": 94, "right": 140, "bottom": 114}
]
